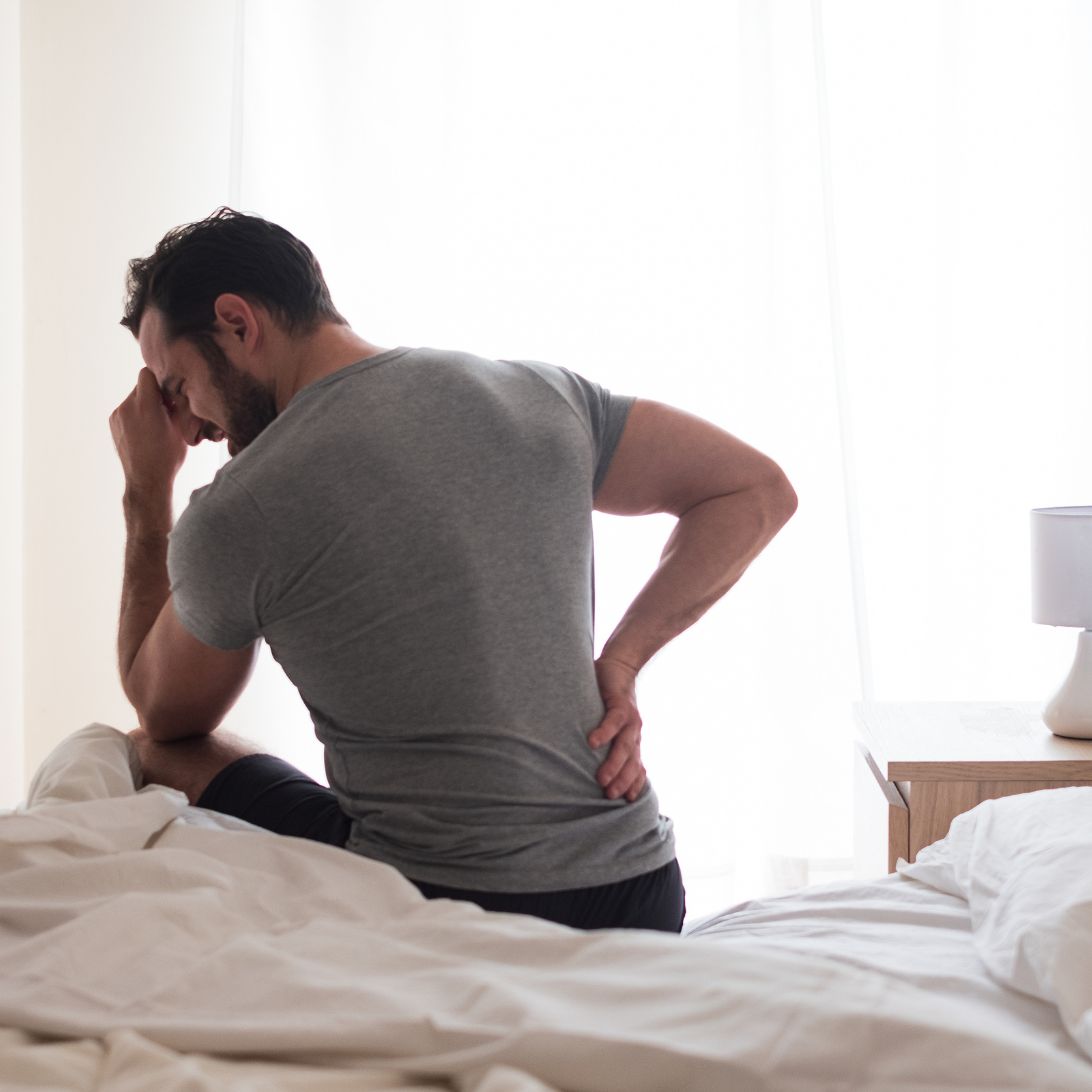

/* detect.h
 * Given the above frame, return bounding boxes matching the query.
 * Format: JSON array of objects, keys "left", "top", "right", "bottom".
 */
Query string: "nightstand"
[{"left": 854, "top": 702, "right": 1092, "bottom": 874}]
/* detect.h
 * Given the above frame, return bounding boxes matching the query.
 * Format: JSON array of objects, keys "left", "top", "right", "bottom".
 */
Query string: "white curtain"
[{"left": 15, "top": 0, "right": 1092, "bottom": 920}]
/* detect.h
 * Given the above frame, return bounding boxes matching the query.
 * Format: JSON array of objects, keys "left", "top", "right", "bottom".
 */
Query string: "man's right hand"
[{"left": 110, "top": 367, "right": 187, "bottom": 498}]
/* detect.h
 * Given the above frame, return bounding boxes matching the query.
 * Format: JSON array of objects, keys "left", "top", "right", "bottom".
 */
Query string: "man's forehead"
[{"left": 137, "top": 308, "right": 169, "bottom": 382}]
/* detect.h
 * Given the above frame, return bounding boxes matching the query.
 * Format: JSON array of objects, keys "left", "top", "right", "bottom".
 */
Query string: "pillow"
[{"left": 21, "top": 723, "right": 141, "bottom": 810}]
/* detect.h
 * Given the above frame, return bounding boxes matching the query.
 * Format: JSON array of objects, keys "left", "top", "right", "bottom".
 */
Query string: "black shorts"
[{"left": 197, "top": 753, "right": 685, "bottom": 933}]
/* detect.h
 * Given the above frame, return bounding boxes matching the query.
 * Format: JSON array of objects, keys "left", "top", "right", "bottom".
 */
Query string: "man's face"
[{"left": 138, "top": 307, "right": 277, "bottom": 457}]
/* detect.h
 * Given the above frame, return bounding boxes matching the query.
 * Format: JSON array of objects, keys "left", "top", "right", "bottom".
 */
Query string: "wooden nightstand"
[{"left": 855, "top": 702, "right": 1092, "bottom": 874}]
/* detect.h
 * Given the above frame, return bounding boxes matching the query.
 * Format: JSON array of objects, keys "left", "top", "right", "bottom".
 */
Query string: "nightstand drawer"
[{"left": 903, "top": 778, "right": 1092, "bottom": 861}]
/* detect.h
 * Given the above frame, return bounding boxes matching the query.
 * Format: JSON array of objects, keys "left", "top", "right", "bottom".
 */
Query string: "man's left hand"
[{"left": 588, "top": 656, "right": 647, "bottom": 803}]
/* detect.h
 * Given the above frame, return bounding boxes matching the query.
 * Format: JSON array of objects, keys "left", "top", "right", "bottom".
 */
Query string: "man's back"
[{"left": 168, "top": 347, "right": 676, "bottom": 890}]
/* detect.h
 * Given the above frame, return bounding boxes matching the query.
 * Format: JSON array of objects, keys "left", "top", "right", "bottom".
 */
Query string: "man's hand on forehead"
[{"left": 109, "top": 367, "right": 188, "bottom": 495}]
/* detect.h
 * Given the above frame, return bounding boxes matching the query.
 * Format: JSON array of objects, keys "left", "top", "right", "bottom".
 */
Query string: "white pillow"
[{"left": 21, "top": 723, "right": 140, "bottom": 810}]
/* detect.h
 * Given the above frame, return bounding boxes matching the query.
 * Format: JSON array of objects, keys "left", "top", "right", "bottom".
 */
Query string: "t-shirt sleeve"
[
  {"left": 167, "top": 474, "right": 269, "bottom": 650},
  {"left": 513, "top": 361, "right": 636, "bottom": 494}
]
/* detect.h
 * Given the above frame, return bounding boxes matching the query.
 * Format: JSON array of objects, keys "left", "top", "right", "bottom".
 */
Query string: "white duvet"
[
  {"left": 899, "top": 784, "right": 1092, "bottom": 1065},
  {"left": 2, "top": 725, "right": 1091, "bottom": 1091}
]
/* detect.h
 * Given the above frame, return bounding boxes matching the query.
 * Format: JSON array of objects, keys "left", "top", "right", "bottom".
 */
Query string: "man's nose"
[{"left": 170, "top": 400, "right": 206, "bottom": 447}]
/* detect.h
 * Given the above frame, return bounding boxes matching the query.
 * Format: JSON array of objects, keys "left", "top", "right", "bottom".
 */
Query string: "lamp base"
[{"left": 1043, "top": 629, "right": 1092, "bottom": 739}]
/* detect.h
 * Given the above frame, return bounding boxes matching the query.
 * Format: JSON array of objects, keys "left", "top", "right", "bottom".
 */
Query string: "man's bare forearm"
[
  {"left": 118, "top": 487, "right": 172, "bottom": 696},
  {"left": 111, "top": 368, "right": 255, "bottom": 742},
  {"left": 599, "top": 473, "right": 796, "bottom": 672}
]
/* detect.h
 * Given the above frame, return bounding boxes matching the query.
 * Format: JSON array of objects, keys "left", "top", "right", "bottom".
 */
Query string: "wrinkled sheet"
[
  {"left": 0, "top": 1027, "right": 463, "bottom": 1092},
  {"left": 688, "top": 870, "right": 1091, "bottom": 1073},
  {"left": 2, "top": 725, "right": 1091, "bottom": 1091},
  {"left": 900, "top": 785, "right": 1092, "bottom": 1064}
]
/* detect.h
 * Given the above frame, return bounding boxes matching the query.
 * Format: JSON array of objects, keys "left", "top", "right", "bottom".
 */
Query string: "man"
[{"left": 110, "top": 208, "right": 796, "bottom": 933}]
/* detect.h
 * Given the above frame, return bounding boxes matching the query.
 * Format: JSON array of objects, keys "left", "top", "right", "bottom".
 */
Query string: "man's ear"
[{"left": 212, "top": 293, "right": 260, "bottom": 348}]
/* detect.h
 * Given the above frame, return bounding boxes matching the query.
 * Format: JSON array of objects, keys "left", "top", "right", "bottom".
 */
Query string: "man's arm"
[
  {"left": 112, "top": 368, "right": 258, "bottom": 741},
  {"left": 588, "top": 399, "right": 797, "bottom": 800}
]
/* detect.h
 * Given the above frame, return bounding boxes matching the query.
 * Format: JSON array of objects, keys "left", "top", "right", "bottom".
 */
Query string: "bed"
[{"left": 2, "top": 724, "right": 1091, "bottom": 1091}]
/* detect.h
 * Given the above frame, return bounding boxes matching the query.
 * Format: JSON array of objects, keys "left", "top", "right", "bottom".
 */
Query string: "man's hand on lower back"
[{"left": 588, "top": 656, "right": 647, "bottom": 803}]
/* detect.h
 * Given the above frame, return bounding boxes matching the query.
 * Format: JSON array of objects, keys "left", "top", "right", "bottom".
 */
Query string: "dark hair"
[{"left": 120, "top": 207, "right": 346, "bottom": 340}]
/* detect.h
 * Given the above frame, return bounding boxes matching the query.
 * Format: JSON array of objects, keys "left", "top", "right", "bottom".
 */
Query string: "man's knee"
[{"left": 128, "top": 727, "right": 261, "bottom": 805}]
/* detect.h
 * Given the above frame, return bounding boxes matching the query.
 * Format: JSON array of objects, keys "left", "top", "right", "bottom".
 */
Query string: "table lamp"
[{"left": 1031, "top": 505, "right": 1092, "bottom": 738}]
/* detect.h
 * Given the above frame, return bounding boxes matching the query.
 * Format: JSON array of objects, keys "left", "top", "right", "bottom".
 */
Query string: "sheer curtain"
[
  {"left": 16, "top": 0, "right": 1090, "bottom": 920},
  {"left": 822, "top": 0, "right": 1092, "bottom": 700},
  {"left": 227, "top": 0, "right": 860, "bottom": 918},
  {"left": 217, "top": 0, "right": 1092, "bottom": 917}
]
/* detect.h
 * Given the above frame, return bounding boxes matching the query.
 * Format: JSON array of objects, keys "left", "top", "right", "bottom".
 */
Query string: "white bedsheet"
[
  {"left": 687, "top": 873, "right": 1089, "bottom": 1075},
  {"left": 2, "top": 725, "right": 1091, "bottom": 1091}
]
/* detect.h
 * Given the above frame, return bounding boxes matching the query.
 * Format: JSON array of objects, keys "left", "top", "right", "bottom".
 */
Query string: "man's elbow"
[
  {"left": 773, "top": 466, "right": 799, "bottom": 526},
  {"left": 122, "top": 661, "right": 216, "bottom": 742},
  {"left": 755, "top": 461, "right": 798, "bottom": 536},
  {"left": 135, "top": 696, "right": 220, "bottom": 742}
]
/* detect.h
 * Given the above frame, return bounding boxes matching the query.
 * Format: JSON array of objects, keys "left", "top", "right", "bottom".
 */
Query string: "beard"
[{"left": 195, "top": 334, "right": 279, "bottom": 453}]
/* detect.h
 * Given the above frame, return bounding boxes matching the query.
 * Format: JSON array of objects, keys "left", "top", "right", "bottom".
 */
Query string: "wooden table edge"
[{"left": 886, "top": 760, "right": 1092, "bottom": 781}]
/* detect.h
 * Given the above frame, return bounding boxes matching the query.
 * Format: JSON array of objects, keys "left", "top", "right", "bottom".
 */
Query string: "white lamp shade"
[{"left": 1031, "top": 506, "right": 1092, "bottom": 628}]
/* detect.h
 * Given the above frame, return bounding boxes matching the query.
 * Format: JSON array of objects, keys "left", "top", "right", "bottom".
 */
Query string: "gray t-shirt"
[{"left": 168, "top": 346, "right": 676, "bottom": 891}]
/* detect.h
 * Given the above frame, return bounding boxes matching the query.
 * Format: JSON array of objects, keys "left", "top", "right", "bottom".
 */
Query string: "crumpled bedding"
[
  {"left": 900, "top": 784, "right": 1092, "bottom": 1064},
  {"left": 2, "top": 724, "right": 1091, "bottom": 1091}
]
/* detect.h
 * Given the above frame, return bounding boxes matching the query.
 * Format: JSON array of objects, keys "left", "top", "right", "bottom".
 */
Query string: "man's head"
[
  {"left": 122, "top": 207, "right": 344, "bottom": 343},
  {"left": 121, "top": 208, "right": 345, "bottom": 454}
]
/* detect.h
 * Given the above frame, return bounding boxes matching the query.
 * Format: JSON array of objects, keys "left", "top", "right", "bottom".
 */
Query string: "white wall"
[
  {"left": 1, "top": 0, "right": 24, "bottom": 807},
  {"left": 20, "top": 0, "right": 237, "bottom": 782}
]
